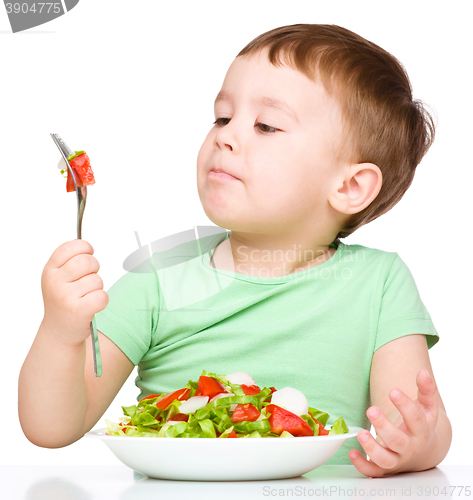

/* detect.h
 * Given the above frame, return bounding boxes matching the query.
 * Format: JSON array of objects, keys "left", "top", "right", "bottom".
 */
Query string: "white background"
[{"left": 1, "top": 0, "right": 471, "bottom": 466}]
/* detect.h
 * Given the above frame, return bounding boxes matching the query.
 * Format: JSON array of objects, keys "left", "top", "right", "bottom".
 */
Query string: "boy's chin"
[
  {"left": 205, "top": 215, "right": 235, "bottom": 231},
  {"left": 201, "top": 202, "right": 262, "bottom": 233},
  {"left": 202, "top": 206, "right": 278, "bottom": 234},
  {"left": 202, "top": 210, "right": 243, "bottom": 233}
]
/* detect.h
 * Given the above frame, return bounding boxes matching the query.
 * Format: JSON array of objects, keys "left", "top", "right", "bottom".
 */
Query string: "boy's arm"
[
  {"left": 349, "top": 334, "right": 452, "bottom": 477},
  {"left": 18, "top": 240, "right": 135, "bottom": 448},
  {"left": 83, "top": 330, "right": 135, "bottom": 433},
  {"left": 18, "top": 325, "right": 134, "bottom": 448}
]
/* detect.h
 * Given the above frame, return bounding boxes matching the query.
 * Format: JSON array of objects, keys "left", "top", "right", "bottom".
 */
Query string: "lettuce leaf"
[
  {"left": 308, "top": 407, "right": 330, "bottom": 426},
  {"left": 232, "top": 419, "right": 271, "bottom": 434},
  {"left": 300, "top": 414, "right": 319, "bottom": 435},
  {"left": 329, "top": 417, "right": 349, "bottom": 435}
]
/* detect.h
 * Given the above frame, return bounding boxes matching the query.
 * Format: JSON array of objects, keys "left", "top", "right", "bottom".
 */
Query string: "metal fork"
[{"left": 51, "top": 133, "right": 103, "bottom": 377}]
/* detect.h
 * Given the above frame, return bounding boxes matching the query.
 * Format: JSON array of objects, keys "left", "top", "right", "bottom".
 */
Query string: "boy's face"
[{"left": 197, "top": 49, "right": 344, "bottom": 239}]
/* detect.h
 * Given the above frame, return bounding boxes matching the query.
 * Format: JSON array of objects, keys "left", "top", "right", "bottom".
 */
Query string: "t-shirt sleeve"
[
  {"left": 374, "top": 254, "right": 439, "bottom": 352},
  {"left": 94, "top": 257, "right": 161, "bottom": 365}
]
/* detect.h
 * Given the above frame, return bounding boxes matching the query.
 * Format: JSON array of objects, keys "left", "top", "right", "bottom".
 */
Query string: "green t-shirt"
[{"left": 95, "top": 230, "right": 439, "bottom": 464}]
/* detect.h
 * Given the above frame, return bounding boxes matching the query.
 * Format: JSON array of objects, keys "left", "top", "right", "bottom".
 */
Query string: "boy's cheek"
[{"left": 196, "top": 140, "right": 211, "bottom": 168}]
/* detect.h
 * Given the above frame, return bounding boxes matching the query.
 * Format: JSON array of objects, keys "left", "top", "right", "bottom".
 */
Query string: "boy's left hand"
[{"left": 349, "top": 369, "right": 439, "bottom": 477}]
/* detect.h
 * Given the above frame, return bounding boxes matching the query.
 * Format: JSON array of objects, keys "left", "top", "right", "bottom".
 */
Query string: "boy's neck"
[{"left": 210, "top": 232, "right": 337, "bottom": 278}]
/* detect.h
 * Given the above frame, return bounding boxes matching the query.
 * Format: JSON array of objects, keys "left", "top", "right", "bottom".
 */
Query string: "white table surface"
[{"left": 1, "top": 465, "right": 472, "bottom": 500}]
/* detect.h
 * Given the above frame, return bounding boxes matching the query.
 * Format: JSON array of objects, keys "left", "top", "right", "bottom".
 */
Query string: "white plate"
[{"left": 86, "top": 426, "right": 363, "bottom": 481}]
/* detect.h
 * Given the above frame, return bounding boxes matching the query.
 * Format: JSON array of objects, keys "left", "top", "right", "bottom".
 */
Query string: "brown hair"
[{"left": 237, "top": 24, "right": 435, "bottom": 239}]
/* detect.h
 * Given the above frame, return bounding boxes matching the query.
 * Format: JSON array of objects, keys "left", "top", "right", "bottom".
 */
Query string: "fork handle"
[
  {"left": 90, "top": 317, "right": 102, "bottom": 377},
  {"left": 76, "top": 187, "right": 87, "bottom": 240},
  {"left": 75, "top": 189, "right": 101, "bottom": 376},
  {"left": 77, "top": 194, "right": 102, "bottom": 377}
]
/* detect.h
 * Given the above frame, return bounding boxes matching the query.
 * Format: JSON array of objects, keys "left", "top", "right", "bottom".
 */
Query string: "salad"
[
  {"left": 59, "top": 150, "right": 95, "bottom": 192},
  {"left": 105, "top": 370, "right": 349, "bottom": 439}
]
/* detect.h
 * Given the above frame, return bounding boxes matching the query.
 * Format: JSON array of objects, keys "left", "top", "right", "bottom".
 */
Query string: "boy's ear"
[{"left": 328, "top": 163, "right": 382, "bottom": 215}]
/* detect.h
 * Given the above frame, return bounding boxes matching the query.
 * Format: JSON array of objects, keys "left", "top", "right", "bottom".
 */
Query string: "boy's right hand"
[{"left": 41, "top": 240, "right": 109, "bottom": 346}]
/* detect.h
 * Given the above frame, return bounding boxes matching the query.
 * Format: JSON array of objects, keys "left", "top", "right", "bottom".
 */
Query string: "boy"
[{"left": 18, "top": 24, "right": 452, "bottom": 477}]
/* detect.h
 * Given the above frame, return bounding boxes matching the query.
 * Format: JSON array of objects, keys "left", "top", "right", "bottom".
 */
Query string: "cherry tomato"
[
  {"left": 231, "top": 403, "right": 261, "bottom": 423},
  {"left": 139, "top": 394, "right": 161, "bottom": 403},
  {"left": 266, "top": 404, "right": 314, "bottom": 437},
  {"left": 240, "top": 384, "right": 261, "bottom": 395},
  {"left": 156, "top": 388, "right": 191, "bottom": 410},
  {"left": 170, "top": 413, "right": 189, "bottom": 422},
  {"left": 198, "top": 376, "right": 227, "bottom": 399},
  {"left": 70, "top": 153, "right": 95, "bottom": 185},
  {"left": 66, "top": 153, "right": 95, "bottom": 192}
]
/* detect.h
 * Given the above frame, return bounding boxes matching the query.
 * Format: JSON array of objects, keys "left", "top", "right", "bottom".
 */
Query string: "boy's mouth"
[{"left": 209, "top": 167, "right": 241, "bottom": 181}]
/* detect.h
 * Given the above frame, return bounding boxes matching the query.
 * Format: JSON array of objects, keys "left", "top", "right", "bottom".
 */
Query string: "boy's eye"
[
  {"left": 213, "top": 118, "right": 278, "bottom": 134},
  {"left": 257, "top": 123, "right": 277, "bottom": 133},
  {"left": 213, "top": 117, "right": 231, "bottom": 127}
]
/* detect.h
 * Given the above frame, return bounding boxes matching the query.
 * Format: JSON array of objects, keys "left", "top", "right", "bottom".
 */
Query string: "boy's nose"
[
  {"left": 219, "top": 141, "right": 233, "bottom": 152},
  {"left": 214, "top": 133, "right": 234, "bottom": 152},
  {"left": 214, "top": 124, "right": 240, "bottom": 154}
]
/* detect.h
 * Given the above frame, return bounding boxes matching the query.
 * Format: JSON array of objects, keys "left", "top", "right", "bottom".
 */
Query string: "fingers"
[
  {"left": 71, "top": 273, "right": 104, "bottom": 298},
  {"left": 355, "top": 429, "right": 400, "bottom": 470},
  {"left": 48, "top": 240, "right": 94, "bottom": 269},
  {"left": 364, "top": 369, "right": 439, "bottom": 454},
  {"left": 366, "top": 407, "right": 410, "bottom": 454},
  {"left": 61, "top": 253, "right": 101, "bottom": 282},
  {"left": 385, "top": 377, "right": 437, "bottom": 437},
  {"left": 353, "top": 370, "right": 441, "bottom": 478},
  {"left": 81, "top": 289, "right": 109, "bottom": 317},
  {"left": 349, "top": 448, "right": 392, "bottom": 478},
  {"left": 416, "top": 369, "right": 440, "bottom": 420},
  {"left": 369, "top": 394, "right": 425, "bottom": 444}
]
